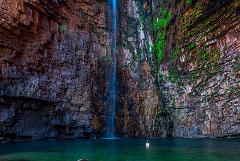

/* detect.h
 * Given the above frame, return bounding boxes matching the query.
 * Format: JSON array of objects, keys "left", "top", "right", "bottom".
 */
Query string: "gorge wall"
[
  {"left": 0, "top": 0, "right": 111, "bottom": 139},
  {"left": 0, "top": 0, "right": 239, "bottom": 140},
  {"left": 117, "top": 0, "right": 240, "bottom": 138}
]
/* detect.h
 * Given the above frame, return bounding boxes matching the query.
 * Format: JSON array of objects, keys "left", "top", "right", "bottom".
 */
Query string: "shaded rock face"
[
  {"left": 116, "top": 0, "right": 174, "bottom": 137},
  {"left": 0, "top": 0, "right": 112, "bottom": 139}
]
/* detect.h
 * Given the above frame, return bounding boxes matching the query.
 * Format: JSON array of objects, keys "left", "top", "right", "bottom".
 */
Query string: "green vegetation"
[
  {"left": 153, "top": 8, "right": 171, "bottom": 65},
  {"left": 155, "top": 31, "right": 166, "bottom": 65},
  {"left": 189, "top": 70, "right": 199, "bottom": 83},
  {"left": 230, "top": 86, "right": 238, "bottom": 94},
  {"left": 168, "top": 67, "right": 181, "bottom": 83},
  {"left": 187, "top": 42, "right": 196, "bottom": 50},
  {"left": 199, "top": 49, "right": 210, "bottom": 63},
  {"left": 177, "top": 2, "right": 203, "bottom": 39},
  {"left": 153, "top": 8, "right": 171, "bottom": 33},
  {"left": 158, "top": 72, "right": 164, "bottom": 81},
  {"left": 185, "top": 0, "right": 192, "bottom": 5},
  {"left": 195, "top": 2, "right": 203, "bottom": 10},
  {"left": 139, "top": 16, "right": 144, "bottom": 27},
  {"left": 59, "top": 23, "right": 66, "bottom": 32},
  {"left": 237, "top": 64, "right": 240, "bottom": 71},
  {"left": 169, "top": 48, "right": 180, "bottom": 60}
]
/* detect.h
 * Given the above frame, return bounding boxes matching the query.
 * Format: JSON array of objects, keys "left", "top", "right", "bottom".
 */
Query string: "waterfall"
[{"left": 106, "top": 0, "right": 118, "bottom": 138}]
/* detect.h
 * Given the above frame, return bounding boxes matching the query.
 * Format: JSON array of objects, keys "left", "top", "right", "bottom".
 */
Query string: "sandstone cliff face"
[
  {"left": 116, "top": 0, "right": 173, "bottom": 137},
  {"left": 0, "top": 0, "right": 111, "bottom": 139},
  {"left": 117, "top": 0, "right": 240, "bottom": 138},
  {"left": 166, "top": 0, "right": 240, "bottom": 138}
]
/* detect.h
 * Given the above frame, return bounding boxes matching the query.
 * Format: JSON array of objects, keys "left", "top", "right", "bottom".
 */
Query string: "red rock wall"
[
  {"left": 116, "top": 0, "right": 172, "bottom": 137},
  {"left": 116, "top": 0, "right": 240, "bottom": 138},
  {"left": 0, "top": 0, "right": 111, "bottom": 139},
  {"left": 166, "top": 0, "right": 240, "bottom": 138}
]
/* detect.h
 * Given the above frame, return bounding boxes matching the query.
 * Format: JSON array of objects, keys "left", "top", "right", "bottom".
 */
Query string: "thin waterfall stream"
[{"left": 106, "top": 0, "right": 118, "bottom": 138}]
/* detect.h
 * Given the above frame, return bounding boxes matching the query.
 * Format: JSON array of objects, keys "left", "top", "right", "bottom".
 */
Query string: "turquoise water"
[{"left": 0, "top": 138, "right": 239, "bottom": 161}]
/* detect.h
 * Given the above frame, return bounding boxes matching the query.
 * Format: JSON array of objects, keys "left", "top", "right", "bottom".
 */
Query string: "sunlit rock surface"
[{"left": 169, "top": 0, "right": 240, "bottom": 138}]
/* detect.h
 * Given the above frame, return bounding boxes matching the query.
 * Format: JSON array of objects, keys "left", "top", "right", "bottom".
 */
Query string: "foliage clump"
[
  {"left": 59, "top": 23, "right": 66, "bottom": 32},
  {"left": 237, "top": 64, "right": 240, "bottom": 71},
  {"left": 185, "top": 0, "right": 192, "bottom": 5},
  {"left": 169, "top": 48, "right": 180, "bottom": 60},
  {"left": 187, "top": 42, "right": 196, "bottom": 50},
  {"left": 153, "top": 7, "right": 171, "bottom": 65}
]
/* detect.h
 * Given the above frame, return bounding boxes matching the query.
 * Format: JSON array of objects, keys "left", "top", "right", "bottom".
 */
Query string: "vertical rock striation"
[
  {"left": 166, "top": 0, "right": 240, "bottom": 138},
  {"left": 0, "top": 0, "right": 111, "bottom": 139},
  {"left": 117, "top": 0, "right": 240, "bottom": 138},
  {"left": 116, "top": 0, "right": 173, "bottom": 137}
]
